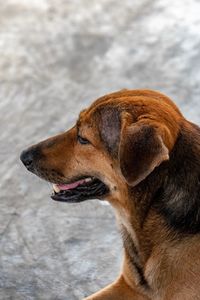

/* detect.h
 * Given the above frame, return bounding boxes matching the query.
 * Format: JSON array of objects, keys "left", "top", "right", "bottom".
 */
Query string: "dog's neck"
[
  {"left": 152, "top": 121, "right": 200, "bottom": 235},
  {"left": 114, "top": 121, "right": 200, "bottom": 293}
]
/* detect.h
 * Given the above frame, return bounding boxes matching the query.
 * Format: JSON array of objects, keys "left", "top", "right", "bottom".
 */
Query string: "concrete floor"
[{"left": 0, "top": 0, "right": 200, "bottom": 299}]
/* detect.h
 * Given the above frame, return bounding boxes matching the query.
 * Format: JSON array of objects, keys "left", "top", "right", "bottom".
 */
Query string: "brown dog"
[{"left": 20, "top": 90, "right": 200, "bottom": 300}]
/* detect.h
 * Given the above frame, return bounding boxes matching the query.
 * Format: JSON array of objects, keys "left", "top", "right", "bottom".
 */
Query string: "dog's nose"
[{"left": 20, "top": 149, "right": 34, "bottom": 169}]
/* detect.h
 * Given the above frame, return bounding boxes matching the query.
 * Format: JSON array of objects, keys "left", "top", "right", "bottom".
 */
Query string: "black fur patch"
[
  {"left": 121, "top": 225, "right": 149, "bottom": 288},
  {"left": 98, "top": 107, "right": 121, "bottom": 156},
  {"left": 152, "top": 124, "right": 200, "bottom": 234}
]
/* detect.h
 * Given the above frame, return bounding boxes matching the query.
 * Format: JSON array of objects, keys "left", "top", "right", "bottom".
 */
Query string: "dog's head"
[{"left": 20, "top": 90, "right": 182, "bottom": 205}]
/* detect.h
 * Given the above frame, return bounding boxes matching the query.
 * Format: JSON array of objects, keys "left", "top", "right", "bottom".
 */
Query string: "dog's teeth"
[
  {"left": 53, "top": 184, "right": 61, "bottom": 193},
  {"left": 85, "top": 178, "right": 92, "bottom": 182}
]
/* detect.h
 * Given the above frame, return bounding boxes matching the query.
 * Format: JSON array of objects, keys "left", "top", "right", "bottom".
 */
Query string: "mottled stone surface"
[{"left": 0, "top": 0, "right": 200, "bottom": 299}]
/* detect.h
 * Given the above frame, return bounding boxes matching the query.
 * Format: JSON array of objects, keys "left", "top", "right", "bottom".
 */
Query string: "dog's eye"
[{"left": 77, "top": 135, "right": 90, "bottom": 145}]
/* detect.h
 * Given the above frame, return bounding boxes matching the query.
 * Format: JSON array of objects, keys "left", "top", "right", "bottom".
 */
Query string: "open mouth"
[{"left": 51, "top": 176, "right": 109, "bottom": 203}]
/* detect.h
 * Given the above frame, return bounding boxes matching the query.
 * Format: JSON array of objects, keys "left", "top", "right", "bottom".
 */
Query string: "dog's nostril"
[{"left": 20, "top": 149, "right": 34, "bottom": 168}]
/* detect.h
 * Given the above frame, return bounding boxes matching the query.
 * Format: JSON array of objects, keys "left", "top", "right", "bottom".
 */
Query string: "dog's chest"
[
  {"left": 116, "top": 211, "right": 150, "bottom": 287},
  {"left": 116, "top": 209, "right": 139, "bottom": 250}
]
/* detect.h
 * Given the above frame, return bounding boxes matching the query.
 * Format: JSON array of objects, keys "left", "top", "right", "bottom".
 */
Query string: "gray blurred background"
[{"left": 0, "top": 0, "right": 200, "bottom": 299}]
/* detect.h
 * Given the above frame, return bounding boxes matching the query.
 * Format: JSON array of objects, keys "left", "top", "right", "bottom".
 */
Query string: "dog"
[{"left": 20, "top": 89, "right": 200, "bottom": 300}]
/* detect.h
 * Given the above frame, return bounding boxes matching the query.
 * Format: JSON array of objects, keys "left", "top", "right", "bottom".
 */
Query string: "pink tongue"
[{"left": 57, "top": 179, "right": 85, "bottom": 190}]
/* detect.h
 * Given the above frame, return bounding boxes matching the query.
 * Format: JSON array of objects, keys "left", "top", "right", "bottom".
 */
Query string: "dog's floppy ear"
[{"left": 119, "top": 119, "right": 169, "bottom": 186}]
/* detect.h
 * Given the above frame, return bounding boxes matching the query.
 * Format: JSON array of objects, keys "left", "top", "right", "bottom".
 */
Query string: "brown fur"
[{"left": 21, "top": 90, "right": 200, "bottom": 299}]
